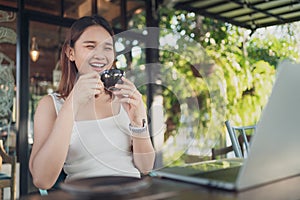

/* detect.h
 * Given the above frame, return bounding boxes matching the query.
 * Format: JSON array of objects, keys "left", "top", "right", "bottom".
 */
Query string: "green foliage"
[
  {"left": 128, "top": 7, "right": 299, "bottom": 166},
  {"left": 247, "top": 29, "right": 300, "bottom": 67}
]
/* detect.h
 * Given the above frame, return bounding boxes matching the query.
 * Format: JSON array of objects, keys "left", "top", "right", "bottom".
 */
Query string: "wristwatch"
[{"left": 129, "top": 119, "right": 147, "bottom": 134}]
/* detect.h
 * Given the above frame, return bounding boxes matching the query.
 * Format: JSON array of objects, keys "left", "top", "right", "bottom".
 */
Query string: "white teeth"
[{"left": 91, "top": 63, "right": 105, "bottom": 68}]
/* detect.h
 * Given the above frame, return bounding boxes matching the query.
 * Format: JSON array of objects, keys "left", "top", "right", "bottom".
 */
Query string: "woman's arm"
[
  {"left": 131, "top": 133, "right": 155, "bottom": 174},
  {"left": 29, "top": 94, "right": 75, "bottom": 189},
  {"left": 113, "top": 77, "right": 155, "bottom": 173},
  {"left": 29, "top": 72, "right": 102, "bottom": 189}
]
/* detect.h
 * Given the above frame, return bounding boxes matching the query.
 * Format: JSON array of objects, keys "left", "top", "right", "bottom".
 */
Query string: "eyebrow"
[{"left": 83, "top": 41, "right": 113, "bottom": 46}]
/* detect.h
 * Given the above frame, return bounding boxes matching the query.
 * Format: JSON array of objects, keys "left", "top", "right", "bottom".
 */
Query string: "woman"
[{"left": 29, "top": 15, "right": 155, "bottom": 190}]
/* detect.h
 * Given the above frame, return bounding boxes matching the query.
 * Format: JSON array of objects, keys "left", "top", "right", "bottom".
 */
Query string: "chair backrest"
[
  {"left": 211, "top": 121, "right": 256, "bottom": 160},
  {"left": 0, "top": 140, "right": 17, "bottom": 200},
  {"left": 211, "top": 145, "right": 233, "bottom": 160},
  {"left": 225, "top": 120, "right": 256, "bottom": 157}
]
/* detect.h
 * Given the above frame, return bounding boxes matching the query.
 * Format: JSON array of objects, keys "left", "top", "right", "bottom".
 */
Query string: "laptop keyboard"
[{"left": 193, "top": 166, "right": 241, "bottom": 183}]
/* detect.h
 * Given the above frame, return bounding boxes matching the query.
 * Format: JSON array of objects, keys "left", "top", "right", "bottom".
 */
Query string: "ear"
[{"left": 65, "top": 45, "right": 75, "bottom": 61}]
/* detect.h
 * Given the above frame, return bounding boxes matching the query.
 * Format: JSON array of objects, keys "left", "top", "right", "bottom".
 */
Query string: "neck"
[{"left": 75, "top": 94, "right": 120, "bottom": 121}]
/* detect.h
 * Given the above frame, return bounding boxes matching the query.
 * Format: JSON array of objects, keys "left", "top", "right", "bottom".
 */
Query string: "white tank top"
[{"left": 49, "top": 93, "right": 140, "bottom": 182}]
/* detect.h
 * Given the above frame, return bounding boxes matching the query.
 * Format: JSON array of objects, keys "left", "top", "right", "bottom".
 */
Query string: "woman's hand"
[
  {"left": 71, "top": 72, "right": 104, "bottom": 110},
  {"left": 113, "top": 77, "right": 147, "bottom": 127}
]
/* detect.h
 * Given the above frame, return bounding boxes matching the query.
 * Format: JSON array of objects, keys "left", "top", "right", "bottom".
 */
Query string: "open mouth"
[{"left": 91, "top": 63, "right": 106, "bottom": 68}]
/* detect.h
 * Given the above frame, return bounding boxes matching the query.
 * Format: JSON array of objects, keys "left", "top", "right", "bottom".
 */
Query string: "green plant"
[{"left": 127, "top": 8, "right": 299, "bottom": 166}]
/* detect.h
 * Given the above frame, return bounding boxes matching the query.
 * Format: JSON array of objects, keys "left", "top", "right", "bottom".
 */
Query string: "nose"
[
  {"left": 93, "top": 53, "right": 105, "bottom": 60},
  {"left": 93, "top": 45, "right": 106, "bottom": 60}
]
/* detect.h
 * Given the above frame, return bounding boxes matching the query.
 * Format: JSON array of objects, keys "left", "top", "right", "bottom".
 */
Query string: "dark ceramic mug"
[{"left": 100, "top": 69, "right": 125, "bottom": 91}]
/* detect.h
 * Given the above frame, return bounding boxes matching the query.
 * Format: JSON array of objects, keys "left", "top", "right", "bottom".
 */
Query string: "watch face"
[{"left": 100, "top": 69, "right": 124, "bottom": 91}]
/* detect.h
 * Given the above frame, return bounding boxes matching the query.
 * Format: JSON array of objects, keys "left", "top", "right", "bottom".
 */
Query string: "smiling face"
[{"left": 69, "top": 25, "right": 115, "bottom": 74}]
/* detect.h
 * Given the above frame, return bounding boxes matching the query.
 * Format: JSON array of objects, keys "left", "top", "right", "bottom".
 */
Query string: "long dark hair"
[{"left": 57, "top": 15, "right": 114, "bottom": 99}]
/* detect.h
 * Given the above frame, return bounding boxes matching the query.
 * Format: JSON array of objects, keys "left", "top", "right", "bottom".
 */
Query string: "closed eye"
[
  {"left": 104, "top": 42, "right": 114, "bottom": 51},
  {"left": 104, "top": 46, "right": 113, "bottom": 51},
  {"left": 86, "top": 45, "right": 95, "bottom": 49},
  {"left": 83, "top": 41, "right": 96, "bottom": 49}
]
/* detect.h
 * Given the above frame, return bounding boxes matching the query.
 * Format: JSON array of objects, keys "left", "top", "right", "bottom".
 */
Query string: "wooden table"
[{"left": 21, "top": 174, "right": 300, "bottom": 200}]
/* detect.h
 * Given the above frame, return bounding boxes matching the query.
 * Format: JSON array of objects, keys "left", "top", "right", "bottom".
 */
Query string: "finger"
[
  {"left": 115, "top": 77, "right": 135, "bottom": 88},
  {"left": 120, "top": 77, "right": 134, "bottom": 86},
  {"left": 93, "top": 80, "right": 104, "bottom": 90},
  {"left": 76, "top": 77, "right": 103, "bottom": 98},
  {"left": 115, "top": 82, "right": 133, "bottom": 91},
  {"left": 113, "top": 89, "right": 137, "bottom": 99},
  {"left": 94, "top": 83, "right": 105, "bottom": 98},
  {"left": 118, "top": 97, "right": 138, "bottom": 106},
  {"left": 88, "top": 93, "right": 94, "bottom": 99},
  {"left": 78, "top": 74, "right": 102, "bottom": 88},
  {"left": 94, "top": 90, "right": 102, "bottom": 98}
]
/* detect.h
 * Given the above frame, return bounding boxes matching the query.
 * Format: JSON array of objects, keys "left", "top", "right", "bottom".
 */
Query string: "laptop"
[{"left": 152, "top": 60, "right": 300, "bottom": 191}]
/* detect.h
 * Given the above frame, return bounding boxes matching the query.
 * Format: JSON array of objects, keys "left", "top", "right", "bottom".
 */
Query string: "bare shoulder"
[
  {"left": 35, "top": 95, "right": 56, "bottom": 118},
  {"left": 37, "top": 95, "right": 54, "bottom": 109}
]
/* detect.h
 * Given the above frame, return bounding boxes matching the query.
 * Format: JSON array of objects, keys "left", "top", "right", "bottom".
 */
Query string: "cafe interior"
[{"left": 1, "top": 0, "right": 300, "bottom": 199}]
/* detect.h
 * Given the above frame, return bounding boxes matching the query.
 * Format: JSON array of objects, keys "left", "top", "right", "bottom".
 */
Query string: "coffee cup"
[{"left": 100, "top": 69, "right": 124, "bottom": 91}]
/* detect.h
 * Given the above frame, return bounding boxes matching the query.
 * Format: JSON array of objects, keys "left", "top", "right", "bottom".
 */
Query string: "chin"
[{"left": 92, "top": 67, "right": 105, "bottom": 73}]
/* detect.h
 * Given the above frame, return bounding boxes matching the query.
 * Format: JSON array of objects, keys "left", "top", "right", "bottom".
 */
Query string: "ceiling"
[
  {"left": 0, "top": 0, "right": 144, "bottom": 23},
  {"left": 167, "top": 0, "right": 300, "bottom": 30},
  {"left": 2, "top": 0, "right": 300, "bottom": 79},
  {"left": 26, "top": 0, "right": 144, "bottom": 49}
]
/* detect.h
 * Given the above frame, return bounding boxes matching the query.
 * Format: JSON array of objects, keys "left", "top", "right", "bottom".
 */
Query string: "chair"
[
  {"left": 0, "top": 140, "right": 17, "bottom": 200},
  {"left": 211, "top": 121, "right": 256, "bottom": 160},
  {"left": 0, "top": 115, "right": 13, "bottom": 154},
  {"left": 211, "top": 145, "right": 233, "bottom": 160},
  {"left": 225, "top": 120, "right": 256, "bottom": 157}
]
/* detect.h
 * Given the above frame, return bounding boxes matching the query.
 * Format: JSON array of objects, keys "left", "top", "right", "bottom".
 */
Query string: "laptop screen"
[{"left": 236, "top": 60, "right": 300, "bottom": 190}]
